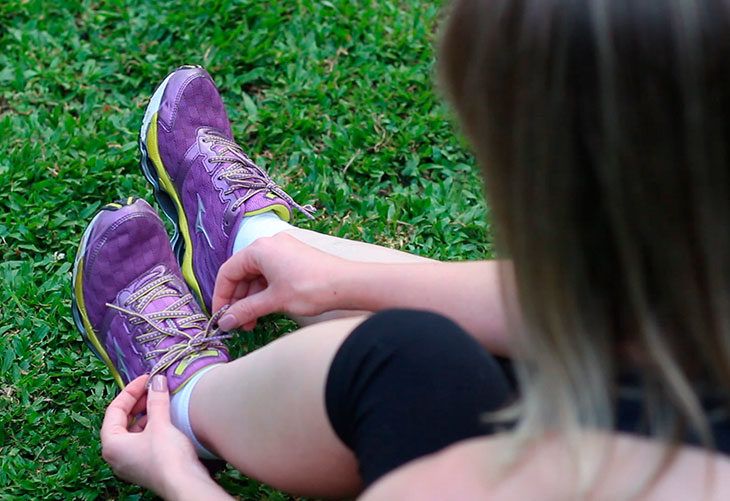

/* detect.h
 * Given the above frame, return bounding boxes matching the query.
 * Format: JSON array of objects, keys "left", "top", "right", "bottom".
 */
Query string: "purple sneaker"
[
  {"left": 71, "top": 198, "right": 230, "bottom": 392},
  {"left": 139, "top": 65, "right": 313, "bottom": 312}
]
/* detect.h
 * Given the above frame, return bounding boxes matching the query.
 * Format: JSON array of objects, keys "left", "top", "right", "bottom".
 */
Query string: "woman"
[{"left": 79, "top": 0, "right": 730, "bottom": 498}]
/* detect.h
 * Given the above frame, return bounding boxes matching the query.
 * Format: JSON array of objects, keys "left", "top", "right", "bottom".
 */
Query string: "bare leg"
[
  {"left": 191, "top": 232, "right": 433, "bottom": 493},
  {"left": 285, "top": 228, "right": 434, "bottom": 264},
  {"left": 190, "top": 316, "right": 367, "bottom": 498},
  {"left": 283, "top": 228, "right": 433, "bottom": 324}
]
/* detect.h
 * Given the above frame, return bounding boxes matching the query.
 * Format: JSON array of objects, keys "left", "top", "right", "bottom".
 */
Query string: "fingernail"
[
  {"left": 218, "top": 314, "right": 237, "bottom": 331},
  {"left": 151, "top": 375, "right": 167, "bottom": 392}
]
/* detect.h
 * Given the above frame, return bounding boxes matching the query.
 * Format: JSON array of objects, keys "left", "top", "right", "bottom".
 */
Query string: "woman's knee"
[
  {"left": 349, "top": 308, "right": 473, "bottom": 355},
  {"left": 328, "top": 308, "right": 514, "bottom": 418},
  {"left": 325, "top": 308, "right": 515, "bottom": 486},
  {"left": 346, "top": 309, "right": 501, "bottom": 374}
]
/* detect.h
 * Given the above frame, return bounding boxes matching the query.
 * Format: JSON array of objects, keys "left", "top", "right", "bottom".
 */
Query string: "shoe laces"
[
  {"left": 106, "top": 273, "right": 232, "bottom": 379},
  {"left": 202, "top": 130, "right": 316, "bottom": 219}
]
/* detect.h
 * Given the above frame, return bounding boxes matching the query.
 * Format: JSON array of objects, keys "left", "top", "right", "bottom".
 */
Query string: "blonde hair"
[{"left": 439, "top": 0, "right": 730, "bottom": 494}]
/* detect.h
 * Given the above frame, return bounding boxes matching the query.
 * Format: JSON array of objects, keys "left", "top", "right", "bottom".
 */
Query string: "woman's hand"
[
  {"left": 213, "top": 232, "right": 349, "bottom": 331},
  {"left": 100, "top": 375, "right": 220, "bottom": 499}
]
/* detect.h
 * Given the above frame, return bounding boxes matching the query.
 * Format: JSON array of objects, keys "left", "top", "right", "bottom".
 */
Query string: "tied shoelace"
[
  {"left": 106, "top": 274, "right": 232, "bottom": 379},
  {"left": 202, "top": 130, "right": 316, "bottom": 219}
]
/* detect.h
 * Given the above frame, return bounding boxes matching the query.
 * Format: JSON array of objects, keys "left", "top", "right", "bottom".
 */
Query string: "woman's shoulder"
[{"left": 359, "top": 433, "right": 730, "bottom": 501}]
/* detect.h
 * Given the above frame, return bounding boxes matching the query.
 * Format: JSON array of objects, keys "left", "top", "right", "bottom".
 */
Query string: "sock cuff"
[
  {"left": 232, "top": 211, "right": 294, "bottom": 254},
  {"left": 170, "top": 365, "right": 220, "bottom": 460}
]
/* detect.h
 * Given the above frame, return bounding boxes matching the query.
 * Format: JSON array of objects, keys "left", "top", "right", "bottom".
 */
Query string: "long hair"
[{"left": 440, "top": 0, "right": 730, "bottom": 492}]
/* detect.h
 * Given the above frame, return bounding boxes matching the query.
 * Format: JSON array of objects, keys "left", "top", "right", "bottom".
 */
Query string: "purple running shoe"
[
  {"left": 71, "top": 197, "right": 230, "bottom": 392},
  {"left": 139, "top": 65, "right": 313, "bottom": 313}
]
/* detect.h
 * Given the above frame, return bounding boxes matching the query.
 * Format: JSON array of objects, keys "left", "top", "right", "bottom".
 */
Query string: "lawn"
[{"left": 0, "top": 0, "right": 492, "bottom": 498}]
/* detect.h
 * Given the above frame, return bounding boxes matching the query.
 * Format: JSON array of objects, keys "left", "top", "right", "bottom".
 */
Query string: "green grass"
[{"left": 0, "top": 0, "right": 492, "bottom": 498}]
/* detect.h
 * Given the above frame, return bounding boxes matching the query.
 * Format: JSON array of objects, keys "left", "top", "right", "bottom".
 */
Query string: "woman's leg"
[
  {"left": 188, "top": 311, "right": 514, "bottom": 497},
  {"left": 190, "top": 316, "right": 366, "bottom": 498},
  {"left": 285, "top": 228, "right": 434, "bottom": 264}
]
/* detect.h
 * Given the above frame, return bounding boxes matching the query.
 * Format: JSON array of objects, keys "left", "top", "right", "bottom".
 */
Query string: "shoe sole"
[
  {"left": 71, "top": 202, "right": 133, "bottom": 390},
  {"left": 138, "top": 66, "right": 209, "bottom": 314}
]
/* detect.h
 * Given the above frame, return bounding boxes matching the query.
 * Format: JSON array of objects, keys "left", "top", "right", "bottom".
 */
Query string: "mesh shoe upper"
[{"left": 75, "top": 199, "right": 229, "bottom": 391}]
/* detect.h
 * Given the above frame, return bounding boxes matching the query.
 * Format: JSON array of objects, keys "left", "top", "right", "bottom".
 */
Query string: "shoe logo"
[
  {"left": 195, "top": 193, "right": 215, "bottom": 249},
  {"left": 112, "top": 337, "right": 133, "bottom": 384}
]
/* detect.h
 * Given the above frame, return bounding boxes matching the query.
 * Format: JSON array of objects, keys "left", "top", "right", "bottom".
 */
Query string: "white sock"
[
  {"left": 170, "top": 365, "right": 220, "bottom": 459},
  {"left": 232, "top": 211, "right": 294, "bottom": 254}
]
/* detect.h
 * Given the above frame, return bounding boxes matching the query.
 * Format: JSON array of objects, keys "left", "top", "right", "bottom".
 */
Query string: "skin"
[
  {"left": 189, "top": 316, "right": 365, "bottom": 498},
  {"left": 100, "top": 375, "right": 229, "bottom": 500},
  {"left": 102, "top": 232, "right": 512, "bottom": 499},
  {"left": 101, "top": 236, "right": 730, "bottom": 499},
  {"left": 103, "top": 376, "right": 730, "bottom": 500},
  {"left": 361, "top": 434, "right": 730, "bottom": 500},
  {"left": 217, "top": 227, "right": 437, "bottom": 331},
  {"left": 215, "top": 231, "right": 513, "bottom": 355}
]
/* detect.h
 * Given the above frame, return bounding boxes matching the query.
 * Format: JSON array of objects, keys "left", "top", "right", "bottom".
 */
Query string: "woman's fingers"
[
  {"left": 232, "top": 280, "right": 251, "bottom": 302},
  {"left": 220, "top": 289, "right": 277, "bottom": 330},
  {"left": 145, "top": 375, "right": 171, "bottom": 427},
  {"left": 213, "top": 247, "right": 263, "bottom": 312},
  {"left": 238, "top": 278, "right": 267, "bottom": 330},
  {"left": 220, "top": 278, "right": 264, "bottom": 331},
  {"left": 130, "top": 393, "right": 148, "bottom": 417},
  {"left": 129, "top": 415, "right": 149, "bottom": 433},
  {"left": 101, "top": 375, "right": 149, "bottom": 437}
]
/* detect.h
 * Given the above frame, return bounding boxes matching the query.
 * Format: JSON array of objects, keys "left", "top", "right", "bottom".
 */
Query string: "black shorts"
[
  {"left": 324, "top": 309, "right": 515, "bottom": 487},
  {"left": 325, "top": 311, "right": 730, "bottom": 488}
]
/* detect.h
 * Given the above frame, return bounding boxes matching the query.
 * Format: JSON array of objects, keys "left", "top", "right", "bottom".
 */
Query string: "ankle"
[{"left": 232, "top": 211, "right": 294, "bottom": 254}]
